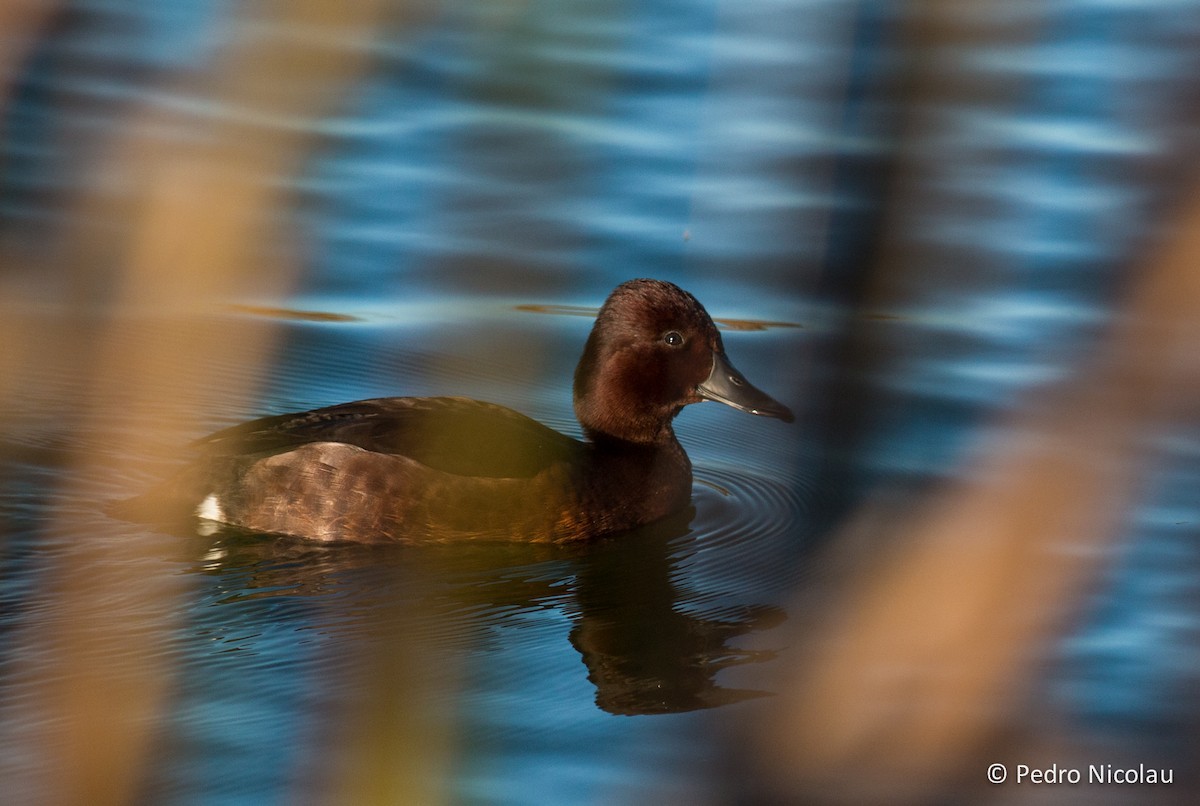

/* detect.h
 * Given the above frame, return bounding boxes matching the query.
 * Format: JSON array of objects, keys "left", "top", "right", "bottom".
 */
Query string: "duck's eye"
[{"left": 663, "top": 331, "right": 684, "bottom": 347}]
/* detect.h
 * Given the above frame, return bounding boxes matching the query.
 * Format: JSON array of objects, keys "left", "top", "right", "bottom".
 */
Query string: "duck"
[{"left": 127, "top": 279, "right": 793, "bottom": 543}]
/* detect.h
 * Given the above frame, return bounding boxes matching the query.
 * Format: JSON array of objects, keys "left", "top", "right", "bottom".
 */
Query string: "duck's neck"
[
  {"left": 581, "top": 420, "right": 678, "bottom": 449},
  {"left": 582, "top": 428, "right": 693, "bottom": 527}
]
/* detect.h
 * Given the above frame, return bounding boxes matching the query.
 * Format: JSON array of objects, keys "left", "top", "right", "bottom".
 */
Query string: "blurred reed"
[
  {"left": 1, "top": 2, "right": 451, "bottom": 805},
  {"left": 738, "top": 2, "right": 1200, "bottom": 802},
  {"left": 748, "top": 177, "right": 1200, "bottom": 805},
  {"left": 0, "top": 0, "right": 58, "bottom": 109}
]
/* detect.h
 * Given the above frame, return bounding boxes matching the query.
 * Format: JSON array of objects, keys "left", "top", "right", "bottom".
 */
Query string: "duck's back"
[
  {"left": 116, "top": 397, "right": 592, "bottom": 540},
  {"left": 197, "top": 396, "right": 586, "bottom": 478}
]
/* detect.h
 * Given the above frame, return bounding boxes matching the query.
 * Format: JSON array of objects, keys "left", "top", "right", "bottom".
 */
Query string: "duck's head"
[{"left": 573, "top": 278, "right": 794, "bottom": 444}]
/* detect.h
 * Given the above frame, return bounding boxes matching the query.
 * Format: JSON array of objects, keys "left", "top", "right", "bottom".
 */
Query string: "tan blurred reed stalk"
[
  {"left": 738, "top": 2, "right": 1200, "bottom": 802},
  {"left": 751, "top": 118, "right": 1200, "bottom": 806},
  {"left": 2, "top": 2, "right": 450, "bottom": 804},
  {"left": 0, "top": 0, "right": 59, "bottom": 110}
]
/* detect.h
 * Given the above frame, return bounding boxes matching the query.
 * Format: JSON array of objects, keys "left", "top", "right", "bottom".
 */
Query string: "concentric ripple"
[{"left": 672, "top": 460, "right": 816, "bottom": 614}]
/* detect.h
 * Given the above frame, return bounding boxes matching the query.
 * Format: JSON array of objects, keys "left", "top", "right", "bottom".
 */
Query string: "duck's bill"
[{"left": 697, "top": 352, "right": 794, "bottom": 422}]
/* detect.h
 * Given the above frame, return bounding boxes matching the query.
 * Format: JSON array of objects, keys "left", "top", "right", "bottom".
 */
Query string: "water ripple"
[{"left": 675, "top": 461, "right": 813, "bottom": 613}]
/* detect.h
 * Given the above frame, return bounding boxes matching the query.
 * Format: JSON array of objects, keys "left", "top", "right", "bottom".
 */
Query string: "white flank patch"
[{"left": 197, "top": 493, "right": 225, "bottom": 523}]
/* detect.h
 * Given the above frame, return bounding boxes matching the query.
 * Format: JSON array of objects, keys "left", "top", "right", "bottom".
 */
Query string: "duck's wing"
[{"left": 193, "top": 396, "right": 586, "bottom": 479}]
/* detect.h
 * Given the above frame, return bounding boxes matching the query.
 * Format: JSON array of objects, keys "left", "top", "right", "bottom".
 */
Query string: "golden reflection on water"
[
  {"left": 515, "top": 302, "right": 804, "bottom": 332},
  {"left": 227, "top": 304, "right": 364, "bottom": 323}
]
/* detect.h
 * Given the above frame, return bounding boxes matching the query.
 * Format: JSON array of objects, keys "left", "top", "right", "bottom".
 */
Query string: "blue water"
[{"left": 3, "top": 0, "right": 1200, "bottom": 803}]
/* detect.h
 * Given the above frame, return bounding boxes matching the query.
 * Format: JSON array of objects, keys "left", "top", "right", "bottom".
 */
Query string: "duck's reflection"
[
  {"left": 184, "top": 509, "right": 784, "bottom": 716},
  {"left": 566, "top": 510, "right": 784, "bottom": 714}
]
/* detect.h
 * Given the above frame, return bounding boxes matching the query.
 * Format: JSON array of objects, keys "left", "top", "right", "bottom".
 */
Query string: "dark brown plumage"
[{"left": 121, "top": 279, "right": 793, "bottom": 543}]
